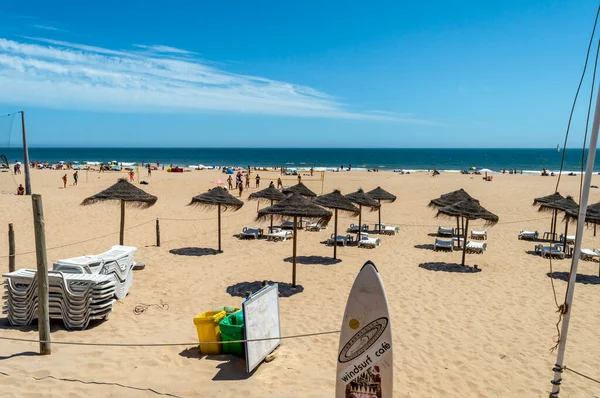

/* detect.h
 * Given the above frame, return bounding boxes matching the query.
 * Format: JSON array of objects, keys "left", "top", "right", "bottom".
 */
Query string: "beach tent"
[
  {"left": 189, "top": 186, "right": 244, "bottom": 252},
  {"left": 538, "top": 196, "right": 579, "bottom": 249},
  {"left": 436, "top": 198, "right": 499, "bottom": 265},
  {"left": 366, "top": 186, "right": 397, "bottom": 233},
  {"left": 313, "top": 190, "right": 359, "bottom": 259},
  {"left": 226, "top": 168, "right": 234, "bottom": 175},
  {"left": 345, "top": 189, "right": 380, "bottom": 235},
  {"left": 257, "top": 192, "right": 331, "bottom": 286},
  {"left": 81, "top": 179, "right": 157, "bottom": 245},
  {"left": 249, "top": 186, "right": 287, "bottom": 230}
]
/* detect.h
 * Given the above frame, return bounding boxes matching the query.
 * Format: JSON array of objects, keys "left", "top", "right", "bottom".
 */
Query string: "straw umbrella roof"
[
  {"left": 367, "top": 186, "right": 397, "bottom": 203},
  {"left": 189, "top": 186, "right": 244, "bottom": 210},
  {"left": 428, "top": 188, "right": 475, "bottom": 208},
  {"left": 282, "top": 182, "right": 317, "bottom": 198},
  {"left": 533, "top": 192, "right": 564, "bottom": 206},
  {"left": 436, "top": 198, "right": 499, "bottom": 225},
  {"left": 538, "top": 196, "right": 578, "bottom": 213},
  {"left": 248, "top": 186, "right": 287, "bottom": 202},
  {"left": 81, "top": 178, "right": 157, "bottom": 208},
  {"left": 566, "top": 202, "right": 600, "bottom": 224},
  {"left": 313, "top": 190, "right": 360, "bottom": 216},
  {"left": 257, "top": 192, "right": 332, "bottom": 224},
  {"left": 345, "top": 188, "right": 381, "bottom": 209}
]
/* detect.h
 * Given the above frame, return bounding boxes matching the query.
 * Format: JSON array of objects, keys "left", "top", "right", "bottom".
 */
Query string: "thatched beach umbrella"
[
  {"left": 539, "top": 196, "right": 579, "bottom": 249},
  {"left": 249, "top": 186, "right": 287, "bottom": 230},
  {"left": 282, "top": 182, "right": 317, "bottom": 198},
  {"left": 437, "top": 198, "right": 498, "bottom": 265},
  {"left": 345, "top": 188, "right": 380, "bottom": 236},
  {"left": 189, "top": 187, "right": 244, "bottom": 252},
  {"left": 257, "top": 192, "right": 332, "bottom": 286},
  {"left": 533, "top": 192, "right": 565, "bottom": 241},
  {"left": 313, "top": 190, "right": 360, "bottom": 259},
  {"left": 82, "top": 179, "right": 157, "bottom": 245},
  {"left": 367, "top": 186, "right": 397, "bottom": 233},
  {"left": 429, "top": 188, "right": 477, "bottom": 248}
]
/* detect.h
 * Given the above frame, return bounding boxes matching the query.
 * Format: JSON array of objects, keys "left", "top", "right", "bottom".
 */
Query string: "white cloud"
[
  {"left": 32, "top": 25, "right": 69, "bottom": 33},
  {"left": 0, "top": 37, "right": 437, "bottom": 124},
  {"left": 133, "top": 44, "right": 196, "bottom": 55}
]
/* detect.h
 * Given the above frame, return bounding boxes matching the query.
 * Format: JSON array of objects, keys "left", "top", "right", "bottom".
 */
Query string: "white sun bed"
[
  {"left": 240, "top": 227, "right": 263, "bottom": 239},
  {"left": 518, "top": 230, "right": 539, "bottom": 240},
  {"left": 306, "top": 222, "right": 325, "bottom": 232},
  {"left": 328, "top": 234, "right": 353, "bottom": 246},
  {"left": 358, "top": 235, "right": 381, "bottom": 249},
  {"left": 465, "top": 240, "right": 487, "bottom": 254},
  {"left": 347, "top": 223, "right": 368, "bottom": 233},
  {"left": 374, "top": 223, "right": 400, "bottom": 235},
  {"left": 470, "top": 230, "right": 487, "bottom": 240},
  {"left": 281, "top": 221, "right": 295, "bottom": 230},
  {"left": 438, "top": 226, "right": 454, "bottom": 236},
  {"left": 580, "top": 248, "right": 600, "bottom": 261},
  {"left": 266, "top": 230, "right": 293, "bottom": 242},
  {"left": 535, "top": 244, "right": 565, "bottom": 259},
  {"left": 434, "top": 238, "right": 453, "bottom": 251},
  {"left": 559, "top": 234, "right": 576, "bottom": 244}
]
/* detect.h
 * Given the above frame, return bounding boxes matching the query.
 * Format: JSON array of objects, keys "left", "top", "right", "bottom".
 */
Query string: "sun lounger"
[
  {"left": 434, "top": 238, "right": 453, "bottom": 252},
  {"left": 328, "top": 234, "right": 353, "bottom": 246},
  {"left": 559, "top": 234, "right": 576, "bottom": 244},
  {"left": 358, "top": 235, "right": 381, "bottom": 249},
  {"left": 438, "top": 226, "right": 454, "bottom": 236},
  {"left": 347, "top": 223, "right": 368, "bottom": 233},
  {"left": 306, "top": 223, "right": 325, "bottom": 232},
  {"left": 267, "top": 230, "right": 293, "bottom": 242},
  {"left": 466, "top": 240, "right": 487, "bottom": 254},
  {"left": 374, "top": 223, "right": 399, "bottom": 235},
  {"left": 518, "top": 230, "right": 538, "bottom": 240},
  {"left": 239, "top": 227, "right": 263, "bottom": 239},
  {"left": 470, "top": 230, "right": 487, "bottom": 240},
  {"left": 535, "top": 244, "right": 565, "bottom": 259},
  {"left": 580, "top": 248, "right": 600, "bottom": 261},
  {"left": 281, "top": 221, "right": 295, "bottom": 230}
]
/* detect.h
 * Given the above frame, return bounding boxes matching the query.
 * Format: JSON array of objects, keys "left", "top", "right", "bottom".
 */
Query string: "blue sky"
[{"left": 0, "top": 0, "right": 599, "bottom": 147}]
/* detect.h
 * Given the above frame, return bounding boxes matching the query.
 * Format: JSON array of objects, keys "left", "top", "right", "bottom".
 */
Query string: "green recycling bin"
[{"left": 219, "top": 310, "right": 245, "bottom": 357}]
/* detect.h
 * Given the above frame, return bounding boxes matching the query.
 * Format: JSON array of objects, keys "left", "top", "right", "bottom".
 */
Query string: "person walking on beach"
[
  {"left": 147, "top": 165, "right": 152, "bottom": 177},
  {"left": 238, "top": 179, "right": 244, "bottom": 197},
  {"left": 277, "top": 177, "right": 283, "bottom": 189},
  {"left": 73, "top": 171, "right": 78, "bottom": 186},
  {"left": 227, "top": 175, "right": 233, "bottom": 190},
  {"left": 310, "top": 167, "right": 314, "bottom": 176},
  {"left": 62, "top": 174, "right": 67, "bottom": 188},
  {"left": 129, "top": 170, "right": 134, "bottom": 182},
  {"left": 255, "top": 174, "right": 260, "bottom": 188},
  {"left": 245, "top": 174, "right": 250, "bottom": 189},
  {"left": 297, "top": 174, "right": 301, "bottom": 183}
]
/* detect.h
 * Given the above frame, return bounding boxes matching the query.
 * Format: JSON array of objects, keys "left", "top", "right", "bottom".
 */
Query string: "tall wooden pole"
[
  {"left": 333, "top": 209, "right": 338, "bottom": 259},
  {"left": 156, "top": 218, "right": 160, "bottom": 247},
  {"left": 456, "top": 217, "right": 461, "bottom": 248},
  {"left": 461, "top": 218, "right": 469, "bottom": 266},
  {"left": 8, "top": 223, "right": 15, "bottom": 272},
  {"left": 218, "top": 204, "right": 222, "bottom": 252},
  {"left": 378, "top": 199, "right": 382, "bottom": 233},
  {"left": 292, "top": 216, "right": 298, "bottom": 287},
  {"left": 270, "top": 200, "right": 274, "bottom": 231},
  {"left": 563, "top": 215, "right": 569, "bottom": 252},
  {"left": 20, "top": 111, "right": 32, "bottom": 195},
  {"left": 31, "top": 194, "right": 51, "bottom": 355},
  {"left": 553, "top": 209, "right": 559, "bottom": 241},
  {"left": 119, "top": 200, "right": 125, "bottom": 245},
  {"left": 358, "top": 204, "right": 362, "bottom": 239}
]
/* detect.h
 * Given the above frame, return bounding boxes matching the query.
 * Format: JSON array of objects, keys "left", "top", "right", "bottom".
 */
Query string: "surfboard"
[{"left": 336, "top": 261, "right": 393, "bottom": 398}]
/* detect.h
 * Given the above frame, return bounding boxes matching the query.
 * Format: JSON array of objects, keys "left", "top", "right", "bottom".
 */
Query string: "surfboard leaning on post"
[{"left": 336, "top": 260, "right": 393, "bottom": 397}]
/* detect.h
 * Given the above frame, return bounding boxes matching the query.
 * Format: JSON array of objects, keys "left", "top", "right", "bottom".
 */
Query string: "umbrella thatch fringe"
[
  {"left": 532, "top": 192, "right": 564, "bottom": 207},
  {"left": 367, "top": 186, "right": 397, "bottom": 203},
  {"left": 81, "top": 198, "right": 155, "bottom": 209},
  {"left": 81, "top": 178, "right": 157, "bottom": 208},
  {"left": 188, "top": 201, "right": 243, "bottom": 212},
  {"left": 345, "top": 188, "right": 380, "bottom": 209},
  {"left": 256, "top": 213, "right": 331, "bottom": 225},
  {"left": 537, "top": 196, "right": 578, "bottom": 213},
  {"left": 435, "top": 212, "right": 498, "bottom": 227},
  {"left": 436, "top": 198, "right": 499, "bottom": 225},
  {"left": 189, "top": 187, "right": 244, "bottom": 211}
]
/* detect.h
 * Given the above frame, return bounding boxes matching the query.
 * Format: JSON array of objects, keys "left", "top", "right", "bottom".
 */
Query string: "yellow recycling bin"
[{"left": 193, "top": 310, "right": 226, "bottom": 355}]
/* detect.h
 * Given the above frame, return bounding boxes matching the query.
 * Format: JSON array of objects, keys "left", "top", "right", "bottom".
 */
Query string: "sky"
[{"left": 0, "top": 0, "right": 599, "bottom": 148}]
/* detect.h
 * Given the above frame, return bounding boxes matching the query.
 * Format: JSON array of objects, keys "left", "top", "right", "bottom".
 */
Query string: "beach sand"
[{"left": 1, "top": 168, "right": 600, "bottom": 397}]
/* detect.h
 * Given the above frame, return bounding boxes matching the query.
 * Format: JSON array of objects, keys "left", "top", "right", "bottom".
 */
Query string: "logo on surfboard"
[{"left": 338, "top": 317, "right": 388, "bottom": 363}]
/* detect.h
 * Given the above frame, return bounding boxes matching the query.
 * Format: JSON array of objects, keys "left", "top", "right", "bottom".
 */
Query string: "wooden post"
[
  {"left": 292, "top": 216, "right": 297, "bottom": 287},
  {"left": 31, "top": 194, "right": 51, "bottom": 355},
  {"left": 455, "top": 217, "right": 461, "bottom": 248},
  {"left": 119, "top": 200, "right": 125, "bottom": 245},
  {"left": 461, "top": 218, "right": 469, "bottom": 266},
  {"left": 333, "top": 209, "right": 338, "bottom": 260},
  {"left": 156, "top": 218, "right": 160, "bottom": 247},
  {"left": 218, "top": 204, "right": 222, "bottom": 252},
  {"left": 8, "top": 223, "right": 15, "bottom": 272}
]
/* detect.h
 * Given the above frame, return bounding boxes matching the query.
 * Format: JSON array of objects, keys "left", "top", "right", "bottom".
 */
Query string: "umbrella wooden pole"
[
  {"left": 461, "top": 218, "right": 469, "bottom": 266},
  {"left": 456, "top": 217, "right": 460, "bottom": 248},
  {"left": 553, "top": 209, "right": 558, "bottom": 241},
  {"left": 270, "top": 200, "right": 274, "bottom": 231},
  {"left": 595, "top": 223, "right": 597, "bottom": 237},
  {"left": 378, "top": 199, "right": 382, "bottom": 234},
  {"left": 461, "top": 217, "right": 464, "bottom": 238},
  {"left": 119, "top": 200, "right": 125, "bottom": 245},
  {"left": 292, "top": 216, "right": 298, "bottom": 287},
  {"left": 563, "top": 215, "right": 569, "bottom": 253},
  {"left": 358, "top": 204, "right": 362, "bottom": 238},
  {"left": 218, "top": 203, "right": 222, "bottom": 252},
  {"left": 334, "top": 209, "right": 338, "bottom": 259}
]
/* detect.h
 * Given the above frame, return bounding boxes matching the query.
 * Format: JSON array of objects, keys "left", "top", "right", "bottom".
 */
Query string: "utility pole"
[{"left": 20, "top": 111, "right": 32, "bottom": 195}]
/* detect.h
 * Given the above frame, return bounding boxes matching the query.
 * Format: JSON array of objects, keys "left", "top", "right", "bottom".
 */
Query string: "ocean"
[{"left": 0, "top": 147, "right": 595, "bottom": 173}]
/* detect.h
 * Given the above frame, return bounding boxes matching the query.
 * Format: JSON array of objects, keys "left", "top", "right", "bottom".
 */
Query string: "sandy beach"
[{"left": 1, "top": 168, "right": 600, "bottom": 397}]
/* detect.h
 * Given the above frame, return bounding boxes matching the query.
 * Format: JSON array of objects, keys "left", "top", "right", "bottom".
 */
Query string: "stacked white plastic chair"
[
  {"left": 3, "top": 269, "right": 115, "bottom": 330},
  {"left": 53, "top": 245, "right": 136, "bottom": 300}
]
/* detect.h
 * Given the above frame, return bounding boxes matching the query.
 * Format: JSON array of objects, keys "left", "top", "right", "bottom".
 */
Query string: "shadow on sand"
[
  {"left": 169, "top": 247, "right": 221, "bottom": 256},
  {"left": 283, "top": 256, "right": 341, "bottom": 265},
  {"left": 414, "top": 244, "right": 437, "bottom": 251},
  {"left": 179, "top": 347, "right": 253, "bottom": 381},
  {"left": 547, "top": 272, "right": 600, "bottom": 285},
  {"left": 419, "top": 262, "right": 481, "bottom": 273},
  {"left": 226, "top": 281, "right": 304, "bottom": 298}
]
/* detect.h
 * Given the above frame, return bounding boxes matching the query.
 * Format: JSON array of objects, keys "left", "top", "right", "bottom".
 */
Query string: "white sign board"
[{"left": 243, "top": 283, "right": 281, "bottom": 373}]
